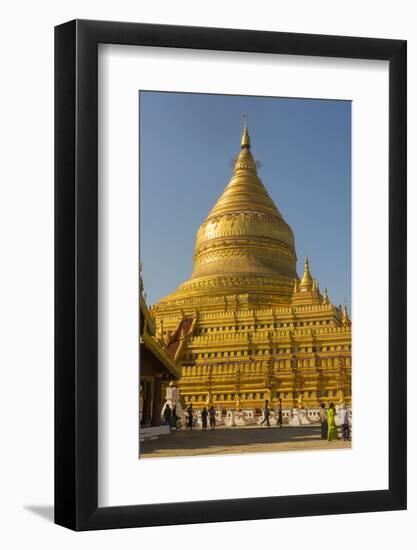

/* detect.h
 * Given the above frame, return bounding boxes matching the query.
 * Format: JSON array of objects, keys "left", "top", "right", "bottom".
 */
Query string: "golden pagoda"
[{"left": 151, "top": 120, "right": 351, "bottom": 413}]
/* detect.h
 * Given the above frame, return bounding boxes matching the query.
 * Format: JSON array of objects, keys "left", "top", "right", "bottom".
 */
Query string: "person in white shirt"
[{"left": 341, "top": 405, "right": 350, "bottom": 441}]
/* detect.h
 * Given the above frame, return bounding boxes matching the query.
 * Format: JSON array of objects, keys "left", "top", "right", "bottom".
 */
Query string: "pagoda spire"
[
  {"left": 233, "top": 116, "right": 257, "bottom": 175},
  {"left": 241, "top": 113, "right": 251, "bottom": 149},
  {"left": 342, "top": 304, "right": 351, "bottom": 326},
  {"left": 171, "top": 117, "right": 297, "bottom": 294},
  {"left": 300, "top": 257, "right": 313, "bottom": 290},
  {"left": 322, "top": 287, "right": 329, "bottom": 305},
  {"left": 293, "top": 278, "right": 299, "bottom": 294}
]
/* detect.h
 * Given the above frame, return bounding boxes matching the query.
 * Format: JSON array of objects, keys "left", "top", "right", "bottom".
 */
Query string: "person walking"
[
  {"left": 171, "top": 404, "right": 178, "bottom": 429},
  {"left": 186, "top": 403, "right": 193, "bottom": 430},
  {"left": 319, "top": 402, "right": 328, "bottom": 439},
  {"left": 341, "top": 404, "right": 350, "bottom": 441},
  {"left": 209, "top": 405, "right": 216, "bottom": 430},
  {"left": 201, "top": 407, "right": 208, "bottom": 431},
  {"left": 276, "top": 398, "right": 283, "bottom": 428},
  {"left": 163, "top": 404, "right": 172, "bottom": 430},
  {"left": 260, "top": 400, "right": 271, "bottom": 427},
  {"left": 327, "top": 402, "right": 338, "bottom": 441}
]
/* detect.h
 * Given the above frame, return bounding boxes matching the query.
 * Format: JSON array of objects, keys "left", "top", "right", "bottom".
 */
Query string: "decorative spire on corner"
[
  {"left": 300, "top": 257, "right": 313, "bottom": 291},
  {"left": 342, "top": 304, "right": 351, "bottom": 326},
  {"left": 322, "top": 287, "right": 329, "bottom": 305},
  {"left": 293, "top": 278, "right": 300, "bottom": 294}
]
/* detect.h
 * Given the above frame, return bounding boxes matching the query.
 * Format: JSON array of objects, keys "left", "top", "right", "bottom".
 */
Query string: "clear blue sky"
[{"left": 140, "top": 91, "right": 351, "bottom": 312}]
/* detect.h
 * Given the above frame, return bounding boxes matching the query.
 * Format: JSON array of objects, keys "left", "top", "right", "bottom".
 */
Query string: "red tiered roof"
[{"left": 167, "top": 317, "right": 194, "bottom": 359}]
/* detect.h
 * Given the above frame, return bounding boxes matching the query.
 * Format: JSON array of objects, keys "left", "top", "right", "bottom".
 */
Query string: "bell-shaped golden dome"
[
  {"left": 157, "top": 121, "right": 298, "bottom": 309},
  {"left": 191, "top": 122, "right": 297, "bottom": 282}
]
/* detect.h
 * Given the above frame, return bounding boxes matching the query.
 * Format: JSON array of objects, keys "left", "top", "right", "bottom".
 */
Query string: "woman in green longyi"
[{"left": 327, "top": 402, "right": 338, "bottom": 441}]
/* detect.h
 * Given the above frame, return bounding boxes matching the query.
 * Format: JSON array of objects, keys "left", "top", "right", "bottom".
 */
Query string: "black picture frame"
[{"left": 55, "top": 19, "right": 407, "bottom": 531}]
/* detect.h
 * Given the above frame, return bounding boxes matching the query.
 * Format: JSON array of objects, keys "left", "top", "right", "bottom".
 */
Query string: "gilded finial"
[
  {"left": 342, "top": 304, "right": 351, "bottom": 326},
  {"left": 241, "top": 113, "right": 251, "bottom": 149},
  {"left": 323, "top": 287, "right": 329, "bottom": 305},
  {"left": 293, "top": 278, "right": 299, "bottom": 294},
  {"left": 300, "top": 256, "right": 313, "bottom": 290},
  {"left": 233, "top": 116, "right": 257, "bottom": 175}
]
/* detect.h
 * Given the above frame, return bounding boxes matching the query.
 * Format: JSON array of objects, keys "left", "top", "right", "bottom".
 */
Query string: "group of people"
[
  {"left": 164, "top": 399, "right": 350, "bottom": 440},
  {"left": 261, "top": 399, "right": 351, "bottom": 442},
  {"left": 319, "top": 402, "right": 351, "bottom": 441},
  {"left": 185, "top": 403, "right": 216, "bottom": 430}
]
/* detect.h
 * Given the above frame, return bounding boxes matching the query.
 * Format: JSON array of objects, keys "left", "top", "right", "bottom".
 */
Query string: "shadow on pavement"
[{"left": 140, "top": 425, "right": 347, "bottom": 456}]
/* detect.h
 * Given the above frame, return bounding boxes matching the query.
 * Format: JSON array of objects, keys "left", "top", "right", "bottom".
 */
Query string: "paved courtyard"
[{"left": 140, "top": 425, "right": 351, "bottom": 458}]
